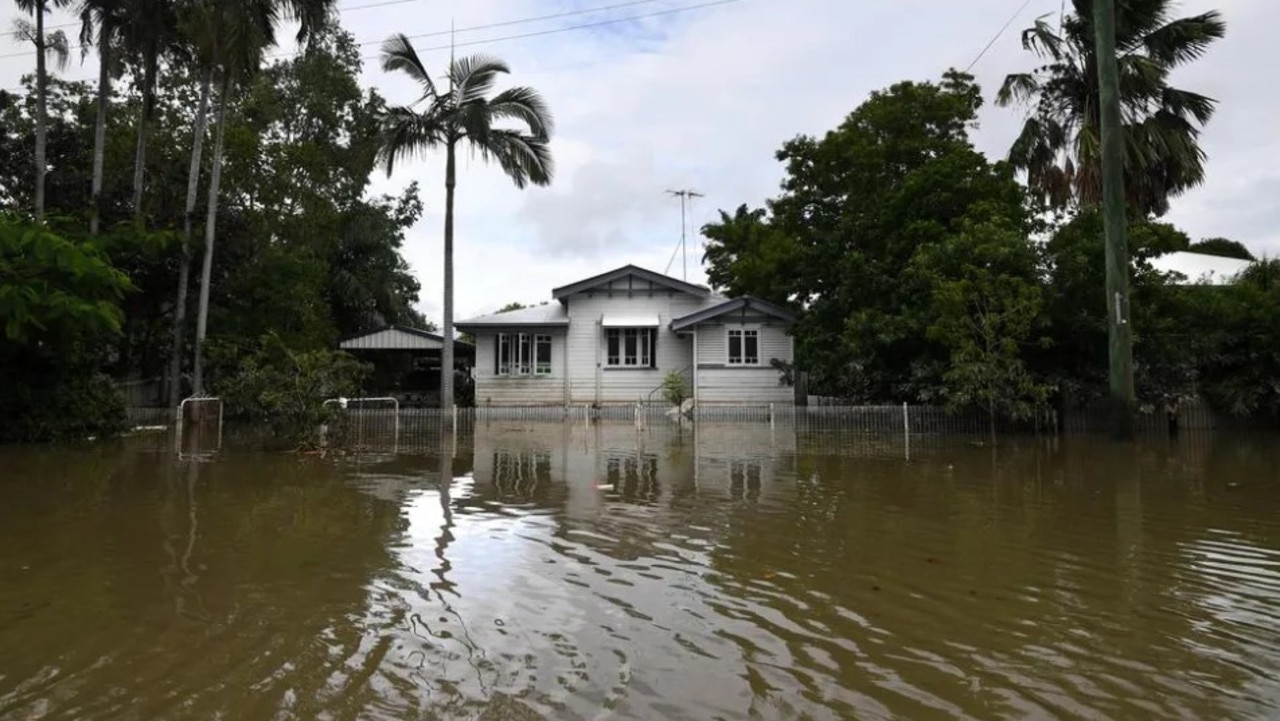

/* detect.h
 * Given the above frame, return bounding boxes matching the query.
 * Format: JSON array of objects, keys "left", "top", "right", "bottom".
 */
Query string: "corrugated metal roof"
[
  {"left": 339, "top": 326, "right": 444, "bottom": 350},
  {"left": 1151, "top": 252, "right": 1253, "bottom": 285},
  {"left": 455, "top": 303, "right": 569, "bottom": 328}
]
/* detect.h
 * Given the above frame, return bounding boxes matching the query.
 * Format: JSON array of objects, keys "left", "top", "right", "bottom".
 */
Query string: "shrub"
[{"left": 660, "top": 370, "right": 691, "bottom": 408}]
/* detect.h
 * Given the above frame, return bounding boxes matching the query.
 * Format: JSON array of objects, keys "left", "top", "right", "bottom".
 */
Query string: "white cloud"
[{"left": 5, "top": 0, "right": 1277, "bottom": 323}]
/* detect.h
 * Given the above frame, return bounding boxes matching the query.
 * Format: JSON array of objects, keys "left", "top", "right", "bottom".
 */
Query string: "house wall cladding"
[
  {"left": 564, "top": 287, "right": 709, "bottom": 404},
  {"left": 472, "top": 330, "right": 569, "bottom": 405},
  {"left": 694, "top": 321, "right": 794, "bottom": 404}
]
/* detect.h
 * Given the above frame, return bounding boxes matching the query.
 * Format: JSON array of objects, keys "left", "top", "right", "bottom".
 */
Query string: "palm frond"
[
  {"left": 1161, "top": 87, "right": 1216, "bottom": 125},
  {"left": 471, "top": 129, "right": 553, "bottom": 189},
  {"left": 1142, "top": 12, "right": 1226, "bottom": 67},
  {"left": 376, "top": 105, "right": 447, "bottom": 175},
  {"left": 46, "top": 30, "right": 71, "bottom": 71},
  {"left": 1020, "top": 17, "right": 1064, "bottom": 61},
  {"left": 380, "top": 33, "right": 436, "bottom": 101},
  {"left": 486, "top": 85, "right": 554, "bottom": 140},
  {"left": 450, "top": 53, "right": 509, "bottom": 106},
  {"left": 996, "top": 73, "right": 1040, "bottom": 107}
]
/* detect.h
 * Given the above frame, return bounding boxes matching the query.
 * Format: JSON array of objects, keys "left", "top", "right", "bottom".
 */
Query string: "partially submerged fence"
[{"left": 128, "top": 398, "right": 1249, "bottom": 457}]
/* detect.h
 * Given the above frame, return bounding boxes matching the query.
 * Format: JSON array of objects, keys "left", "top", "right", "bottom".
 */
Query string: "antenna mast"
[{"left": 666, "top": 189, "right": 703, "bottom": 281}]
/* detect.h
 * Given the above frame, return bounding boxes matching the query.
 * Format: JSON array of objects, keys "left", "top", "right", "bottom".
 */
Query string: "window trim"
[
  {"left": 495, "top": 331, "right": 555, "bottom": 377},
  {"left": 726, "top": 326, "right": 761, "bottom": 366},
  {"left": 604, "top": 327, "right": 657, "bottom": 370}
]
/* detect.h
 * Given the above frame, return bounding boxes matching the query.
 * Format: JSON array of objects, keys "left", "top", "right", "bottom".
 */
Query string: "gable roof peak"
[{"left": 551, "top": 264, "right": 711, "bottom": 300}]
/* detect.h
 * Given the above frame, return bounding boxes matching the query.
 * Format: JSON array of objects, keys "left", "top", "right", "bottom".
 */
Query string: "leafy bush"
[
  {"left": 213, "top": 333, "right": 369, "bottom": 448},
  {"left": 0, "top": 371, "right": 127, "bottom": 443},
  {"left": 661, "top": 371, "right": 691, "bottom": 408}
]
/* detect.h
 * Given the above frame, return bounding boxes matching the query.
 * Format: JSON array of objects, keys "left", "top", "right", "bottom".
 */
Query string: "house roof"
[
  {"left": 1151, "top": 251, "right": 1253, "bottom": 285},
  {"left": 670, "top": 296, "right": 797, "bottom": 331},
  {"left": 455, "top": 303, "right": 570, "bottom": 329},
  {"left": 551, "top": 264, "right": 711, "bottom": 300},
  {"left": 338, "top": 325, "right": 474, "bottom": 351}
]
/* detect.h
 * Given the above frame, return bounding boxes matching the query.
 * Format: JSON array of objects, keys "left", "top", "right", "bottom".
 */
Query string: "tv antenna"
[{"left": 666, "top": 189, "right": 703, "bottom": 281}]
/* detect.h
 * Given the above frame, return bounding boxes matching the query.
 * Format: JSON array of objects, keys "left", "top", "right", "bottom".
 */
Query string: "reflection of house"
[
  {"left": 456, "top": 265, "right": 797, "bottom": 407},
  {"left": 337, "top": 326, "right": 475, "bottom": 406},
  {"left": 468, "top": 421, "right": 797, "bottom": 518}
]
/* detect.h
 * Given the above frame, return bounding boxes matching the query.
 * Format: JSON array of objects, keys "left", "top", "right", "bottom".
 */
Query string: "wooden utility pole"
[{"left": 1092, "top": 0, "right": 1135, "bottom": 439}]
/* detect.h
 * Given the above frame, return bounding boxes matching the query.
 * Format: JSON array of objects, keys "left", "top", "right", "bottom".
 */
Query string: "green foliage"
[
  {"left": 0, "top": 370, "right": 127, "bottom": 443},
  {"left": 701, "top": 205, "right": 798, "bottom": 307},
  {"left": 213, "top": 332, "right": 369, "bottom": 448},
  {"left": 660, "top": 370, "right": 691, "bottom": 408},
  {"left": 705, "top": 71, "right": 1040, "bottom": 404},
  {"left": 1189, "top": 237, "right": 1255, "bottom": 261},
  {"left": 922, "top": 219, "right": 1050, "bottom": 435},
  {"left": 0, "top": 27, "right": 425, "bottom": 423},
  {"left": 1198, "top": 260, "right": 1280, "bottom": 419},
  {"left": 996, "top": 0, "right": 1225, "bottom": 216},
  {"left": 0, "top": 214, "right": 131, "bottom": 343}
]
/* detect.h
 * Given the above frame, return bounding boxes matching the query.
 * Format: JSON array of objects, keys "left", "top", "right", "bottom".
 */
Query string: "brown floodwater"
[{"left": 2, "top": 423, "right": 1279, "bottom": 720}]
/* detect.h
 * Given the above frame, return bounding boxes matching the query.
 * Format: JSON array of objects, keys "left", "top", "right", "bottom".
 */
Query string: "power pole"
[
  {"left": 1092, "top": 0, "right": 1135, "bottom": 439},
  {"left": 667, "top": 189, "right": 703, "bottom": 281}
]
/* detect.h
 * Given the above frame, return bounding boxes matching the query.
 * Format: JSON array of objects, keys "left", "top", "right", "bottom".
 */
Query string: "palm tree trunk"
[
  {"left": 440, "top": 138, "right": 456, "bottom": 413},
  {"left": 33, "top": 1, "right": 48, "bottom": 216},
  {"left": 131, "top": 43, "right": 158, "bottom": 217},
  {"left": 167, "top": 69, "right": 213, "bottom": 408},
  {"left": 90, "top": 19, "right": 112, "bottom": 236},
  {"left": 191, "top": 71, "right": 230, "bottom": 397}
]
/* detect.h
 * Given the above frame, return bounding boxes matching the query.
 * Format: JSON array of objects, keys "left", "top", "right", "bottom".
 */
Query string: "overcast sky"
[{"left": 3, "top": 0, "right": 1275, "bottom": 324}]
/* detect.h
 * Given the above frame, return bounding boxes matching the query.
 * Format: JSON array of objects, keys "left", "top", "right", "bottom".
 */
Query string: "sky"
[{"left": 3, "top": 0, "right": 1277, "bottom": 325}]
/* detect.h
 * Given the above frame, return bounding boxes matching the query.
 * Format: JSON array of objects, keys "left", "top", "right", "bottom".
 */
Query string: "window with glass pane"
[
  {"left": 495, "top": 332, "right": 553, "bottom": 376},
  {"left": 535, "top": 335, "right": 552, "bottom": 375},
  {"left": 605, "top": 328, "right": 656, "bottom": 368},
  {"left": 728, "top": 329, "right": 760, "bottom": 365}
]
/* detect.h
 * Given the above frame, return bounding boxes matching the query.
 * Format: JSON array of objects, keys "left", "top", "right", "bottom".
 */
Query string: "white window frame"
[
  {"left": 496, "top": 332, "right": 554, "bottom": 377},
  {"left": 605, "top": 327, "right": 657, "bottom": 369},
  {"left": 727, "top": 327, "right": 760, "bottom": 366}
]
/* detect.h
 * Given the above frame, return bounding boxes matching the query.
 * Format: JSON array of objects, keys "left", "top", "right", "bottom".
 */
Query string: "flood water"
[{"left": 2, "top": 423, "right": 1280, "bottom": 720}]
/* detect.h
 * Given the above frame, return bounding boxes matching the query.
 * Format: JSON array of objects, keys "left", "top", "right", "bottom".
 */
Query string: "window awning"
[{"left": 601, "top": 315, "right": 660, "bottom": 328}]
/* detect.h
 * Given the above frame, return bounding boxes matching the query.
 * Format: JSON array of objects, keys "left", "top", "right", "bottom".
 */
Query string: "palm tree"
[
  {"left": 122, "top": 0, "right": 180, "bottom": 217},
  {"left": 12, "top": 0, "right": 72, "bottom": 216},
  {"left": 996, "top": 0, "right": 1225, "bottom": 217},
  {"left": 377, "top": 34, "right": 554, "bottom": 411},
  {"left": 185, "top": 0, "right": 336, "bottom": 397},
  {"left": 78, "top": 0, "right": 125, "bottom": 235}
]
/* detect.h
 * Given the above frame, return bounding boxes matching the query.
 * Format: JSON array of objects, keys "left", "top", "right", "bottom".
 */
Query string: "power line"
[
  {"left": 964, "top": 0, "right": 1036, "bottom": 72},
  {"left": 29, "top": 0, "right": 420, "bottom": 33},
  {"left": 3, "top": 0, "right": 740, "bottom": 91},
  {"left": 360, "top": 0, "right": 741, "bottom": 62},
  {"left": 4, "top": 0, "right": 728, "bottom": 62}
]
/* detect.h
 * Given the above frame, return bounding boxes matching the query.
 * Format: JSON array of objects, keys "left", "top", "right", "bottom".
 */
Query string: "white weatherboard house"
[{"left": 456, "top": 265, "right": 797, "bottom": 406}]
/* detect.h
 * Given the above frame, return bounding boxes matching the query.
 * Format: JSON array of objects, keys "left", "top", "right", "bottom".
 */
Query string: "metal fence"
[{"left": 124, "top": 399, "right": 1253, "bottom": 455}]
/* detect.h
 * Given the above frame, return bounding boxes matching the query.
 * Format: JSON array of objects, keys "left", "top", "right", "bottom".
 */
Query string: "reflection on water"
[{"left": 2, "top": 425, "right": 1280, "bottom": 720}]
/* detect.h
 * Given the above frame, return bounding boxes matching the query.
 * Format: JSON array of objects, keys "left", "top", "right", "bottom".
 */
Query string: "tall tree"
[
  {"left": 377, "top": 35, "right": 554, "bottom": 411},
  {"left": 122, "top": 0, "right": 179, "bottom": 216},
  {"left": 996, "top": 0, "right": 1225, "bottom": 217},
  {"left": 12, "top": 0, "right": 72, "bottom": 216},
  {"left": 182, "top": 0, "right": 336, "bottom": 398},
  {"left": 79, "top": 0, "right": 124, "bottom": 235}
]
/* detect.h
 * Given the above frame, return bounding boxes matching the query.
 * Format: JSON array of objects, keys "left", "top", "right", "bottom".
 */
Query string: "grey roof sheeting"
[
  {"left": 551, "top": 264, "right": 711, "bottom": 300},
  {"left": 455, "top": 303, "right": 570, "bottom": 329},
  {"left": 338, "top": 325, "right": 475, "bottom": 350},
  {"left": 670, "top": 296, "right": 797, "bottom": 331}
]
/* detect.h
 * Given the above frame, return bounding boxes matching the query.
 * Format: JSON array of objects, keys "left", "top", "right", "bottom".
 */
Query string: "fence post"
[
  {"left": 769, "top": 403, "right": 775, "bottom": 429},
  {"left": 903, "top": 402, "right": 910, "bottom": 461}
]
